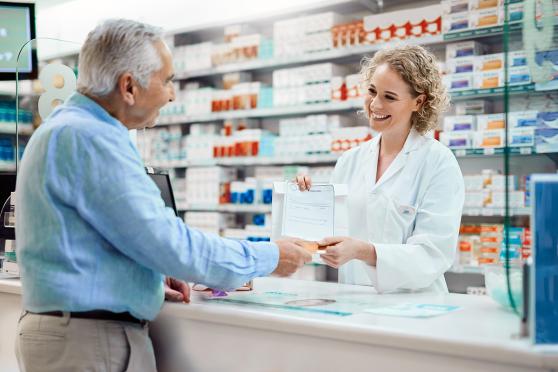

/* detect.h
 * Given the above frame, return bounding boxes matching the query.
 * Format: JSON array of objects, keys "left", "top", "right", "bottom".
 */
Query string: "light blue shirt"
[{"left": 16, "top": 93, "right": 279, "bottom": 320}]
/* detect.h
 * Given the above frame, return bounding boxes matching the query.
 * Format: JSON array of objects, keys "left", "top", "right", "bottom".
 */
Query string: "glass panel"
[
  {"left": 3, "top": 38, "right": 80, "bottom": 271},
  {"left": 15, "top": 38, "right": 80, "bottom": 171},
  {"left": 503, "top": 0, "right": 558, "bottom": 341}
]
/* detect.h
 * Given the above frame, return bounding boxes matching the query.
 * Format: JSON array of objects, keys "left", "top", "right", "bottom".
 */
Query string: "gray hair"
[{"left": 77, "top": 19, "right": 164, "bottom": 97}]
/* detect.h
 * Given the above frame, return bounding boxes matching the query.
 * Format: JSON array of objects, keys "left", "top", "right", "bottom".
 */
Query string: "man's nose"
[{"left": 169, "top": 85, "right": 176, "bottom": 102}]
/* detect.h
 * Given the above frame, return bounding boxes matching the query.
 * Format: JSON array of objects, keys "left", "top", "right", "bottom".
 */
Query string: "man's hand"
[
  {"left": 318, "top": 236, "right": 377, "bottom": 268},
  {"left": 164, "top": 277, "right": 190, "bottom": 303},
  {"left": 272, "top": 238, "right": 312, "bottom": 277}
]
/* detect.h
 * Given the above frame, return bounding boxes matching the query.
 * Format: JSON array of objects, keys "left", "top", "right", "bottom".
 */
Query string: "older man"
[{"left": 15, "top": 19, "right": 311, "bottom": 372}]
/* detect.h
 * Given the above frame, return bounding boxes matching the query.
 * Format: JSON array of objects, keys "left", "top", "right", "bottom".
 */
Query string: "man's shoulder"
[{"left": 47, "top": 106, "right": 123, "bottom": 143}]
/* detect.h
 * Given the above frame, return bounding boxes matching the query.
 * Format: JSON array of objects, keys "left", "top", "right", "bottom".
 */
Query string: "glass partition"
[
  {"left": 502, "top": 0, "right": 557, "bottom": 329},
  {"left": 15, "top": 38, "right": 80, "bottom": 170}
]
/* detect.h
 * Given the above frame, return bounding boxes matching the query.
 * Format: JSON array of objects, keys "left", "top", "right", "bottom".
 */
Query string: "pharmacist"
[
  {"left": 15, "top": 19, "right": 311, "bottom": 372},
  {"left": 297, "top": 45, "right": 465, "bottom": 293}
]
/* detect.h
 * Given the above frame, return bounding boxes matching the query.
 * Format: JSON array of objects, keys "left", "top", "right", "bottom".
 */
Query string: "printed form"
[{"left": 281, "top": 182, "right": 335, "bottom": 241}]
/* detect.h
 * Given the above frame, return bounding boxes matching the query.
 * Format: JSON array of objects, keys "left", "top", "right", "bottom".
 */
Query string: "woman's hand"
[
  {"left": 294, "top": 174, "right": 312, "bottom": 191},
  {"left": 318, "top": 237, "right": 377, "bottom": 268}
]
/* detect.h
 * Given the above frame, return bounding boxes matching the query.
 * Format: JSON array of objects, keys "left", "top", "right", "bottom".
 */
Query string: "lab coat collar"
[{"left": 367, "top": 127, "right": 425, "bottom": 190}]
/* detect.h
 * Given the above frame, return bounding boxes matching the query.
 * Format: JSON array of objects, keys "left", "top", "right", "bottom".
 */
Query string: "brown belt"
[{"left": 30, "top": 310, "right": 147, "bottom": 326}]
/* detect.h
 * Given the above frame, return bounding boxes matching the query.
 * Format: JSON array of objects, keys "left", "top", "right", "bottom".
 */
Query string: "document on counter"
[
  {"left": 364, "top": 303, "right": 461, "bottom": 318},
  {"left": 281, "top": 182, "right": 335, "bottom": 241}
]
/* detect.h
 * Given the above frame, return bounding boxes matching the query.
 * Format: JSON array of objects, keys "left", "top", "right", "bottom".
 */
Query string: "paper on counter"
[{"left": 364, "top": 303, "right": 461, "bottom": 318}]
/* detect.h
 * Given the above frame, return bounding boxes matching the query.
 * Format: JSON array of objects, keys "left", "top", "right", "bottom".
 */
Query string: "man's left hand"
[{"left": 164, "top": 277, "right": 190, "bottom": 303}]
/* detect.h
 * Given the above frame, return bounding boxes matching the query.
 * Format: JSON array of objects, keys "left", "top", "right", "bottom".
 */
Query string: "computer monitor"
[
  {"left": 0, "top": 2, "right": 38, "bottom": 81},
  {"left": 147, "top": 171, "right": 178, "bottom": 216},
  {"left": 0, "top": 173, "right": 16, "bottom": 240}
]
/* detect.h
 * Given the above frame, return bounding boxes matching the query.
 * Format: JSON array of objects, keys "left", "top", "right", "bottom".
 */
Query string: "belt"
[{"left": 30, "top": 310, "right": 147, "bottom": 326}]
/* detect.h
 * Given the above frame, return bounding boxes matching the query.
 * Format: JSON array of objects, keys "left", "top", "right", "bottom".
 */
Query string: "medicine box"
[
  {"left": 475, "top": 129, "right": 504, "bottom": 148},
  {"left": 443, "top": 115, "right": 476, "bottom": 131},
  {"left": 476, "top": 53, "right": 504, "bottom": 71},
  {"left": 446, "top": 57, "right": 476, "bottom": 74},
  {"left": 440, "top": 130, "right": 474, "bottom": 149}
]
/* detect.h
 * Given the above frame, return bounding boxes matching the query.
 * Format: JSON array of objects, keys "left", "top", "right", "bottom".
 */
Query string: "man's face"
[{"left": 127, "top": 40, "right": 175, "bottom": 129}]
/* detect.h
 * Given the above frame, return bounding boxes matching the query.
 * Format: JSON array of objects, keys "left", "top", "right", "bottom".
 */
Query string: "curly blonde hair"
[{"left": 360, "top": 45, "right": 449, "bottom": 134}]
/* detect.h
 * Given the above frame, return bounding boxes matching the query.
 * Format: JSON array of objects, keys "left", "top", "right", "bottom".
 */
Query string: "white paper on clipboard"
[{"left": 281, "top": 182, "right": 335, "bottom": 241}]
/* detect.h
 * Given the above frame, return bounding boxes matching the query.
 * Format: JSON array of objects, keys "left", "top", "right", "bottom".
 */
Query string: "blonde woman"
[{"left": 296, "top": 45, "right": 464, "bottom": 293}]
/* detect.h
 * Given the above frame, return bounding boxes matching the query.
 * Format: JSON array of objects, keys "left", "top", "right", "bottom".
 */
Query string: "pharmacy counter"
[{"left": 1, "top": 277, "right": 557, "bottom": 372}]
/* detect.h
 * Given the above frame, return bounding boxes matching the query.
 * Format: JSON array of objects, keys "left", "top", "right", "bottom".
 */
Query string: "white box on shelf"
[
  {"left": 508, "top": 128, "right": 535, "bottom": 147},
  {"left": 444, "top": 115, "right": 476, "bottom": 131},
  {"left": 464, "top": 175, "right": 484, "bottom": 191},
  {"left": 470, "top": 7, "right": 503, "bottom": 29},
  {"left": 446, "top": 41, "right": 485, "bottom": 59},
  {"left": 470, "top": 0, "right": 502, "bottom": 11},
  {"left": 465, "top": 191, "right": 484, "bottom": 208},
  {"left": 508, "top": 50, "right": 527, "bottom": 68},
  {"left": 508, "top": 66, "right": 531, "bottom": 86},
  {"left": 455, "top": 100, "right": 491, "bottom": 115},
  {"left": 444, "top": 73, "right": 475, "bottom": 91},
  {"left": 476, "top": 113, "right": 505, "bottom": 130},
  {"left": 443, "top": 11, "right": 471, "bottom": 34},
  {"left": 440, "top": 130, "right": 474, "bottom": 149},
  {"left": 441, "top": 0, "right": 471, "bottom": 15},
  {"left": 508, "top": 111, "right": 539, "bottom": 128},
  {"left": 474, "top": 129, "right": 504, "bottom": 148},
  {"left": 446, "top": 57, "right": 476, "bottom": 74},
  {"left": 475, "top": 53, "right": 504, "bottom": 71},
  {"left": 474, "top": 70, "right": 504, "bottom": 89}
]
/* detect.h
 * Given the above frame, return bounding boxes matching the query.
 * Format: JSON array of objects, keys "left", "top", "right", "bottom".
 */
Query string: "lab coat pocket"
[{"left": 383, "top": 198, "right": 417, "bottom": 243}]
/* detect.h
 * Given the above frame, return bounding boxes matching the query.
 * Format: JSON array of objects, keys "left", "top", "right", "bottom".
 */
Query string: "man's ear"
[{"left": 118, "top": 73, "right": 137, "bottom": 106}]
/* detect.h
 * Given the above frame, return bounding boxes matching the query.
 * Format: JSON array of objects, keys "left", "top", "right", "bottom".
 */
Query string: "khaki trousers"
[{"left": 15, "top": 311, "right": 157, "bottom": 372}]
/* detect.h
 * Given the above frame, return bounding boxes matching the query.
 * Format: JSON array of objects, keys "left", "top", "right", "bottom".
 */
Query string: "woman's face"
[{"left": 364, "top": 63, "right": 423, "bottom": 135}]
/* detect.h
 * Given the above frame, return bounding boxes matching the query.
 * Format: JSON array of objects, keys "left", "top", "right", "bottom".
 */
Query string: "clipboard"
[{"left": 281, "top": 182, "right": 335, "bottom": 241}]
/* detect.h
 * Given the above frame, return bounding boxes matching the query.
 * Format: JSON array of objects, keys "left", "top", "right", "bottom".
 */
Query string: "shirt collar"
[
  {"left": 65, "top": 92, "right": 129, "bottom": 133},
  {"left": 369, "top": 126, "right": 425, "bottom": 155}
]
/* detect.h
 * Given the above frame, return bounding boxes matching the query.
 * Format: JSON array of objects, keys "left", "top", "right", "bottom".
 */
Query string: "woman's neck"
[{"left": 379, "top": 126, "right": 411, "bottom": 157}]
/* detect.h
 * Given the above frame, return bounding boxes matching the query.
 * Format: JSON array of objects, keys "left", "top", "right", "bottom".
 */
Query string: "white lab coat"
[{"left": 331, "top": 128, "right": 465, "bottom": 294}]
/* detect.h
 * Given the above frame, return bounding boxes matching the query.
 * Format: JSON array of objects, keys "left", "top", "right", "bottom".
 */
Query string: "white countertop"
[{"left": 2, "top": 277, "right": 557, "bottom": 369}]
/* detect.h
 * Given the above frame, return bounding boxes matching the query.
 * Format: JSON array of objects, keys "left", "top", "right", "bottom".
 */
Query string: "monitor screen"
[
  {"left": 0, "top": 173, "right": 16, "bottom": 240},
  {"left": 0, "top": 2, "right": 37, "bottom": 80},
  {"left": 148, "top": 172, "right": 178, "bottom": 216}
]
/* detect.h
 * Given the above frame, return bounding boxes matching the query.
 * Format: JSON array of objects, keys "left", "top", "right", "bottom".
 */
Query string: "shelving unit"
[
  {"left": 157, "top": 98, "right": 364, "bottom": 125},
  {"left": 135, "top": 0, "right": 558, "bottom": 289}
]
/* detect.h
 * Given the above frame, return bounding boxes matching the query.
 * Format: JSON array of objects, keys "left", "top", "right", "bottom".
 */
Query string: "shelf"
[
  {"left": 449, "top": 83, "right": 535, "bottom": 100},
  {"left": 177, "top": 35, "right": 444, "bottom": 79},
  {"left": 157, "top": 83, "right": 539, "bottom": 126},
  {"left": 448, "top": 265, "right": 484, "bottom": 274},
  {"left": 452, "top": 146, "right": 540, "bottom": 157},
  {"left": 443, "top": 23, "right": 523, "bottom": 42},
  {"left": 148, "top": 153, "right": 341, "bottom": 168},
  {"left": 0, "top": 163, "right": 16, "bottom": 172},
  {"left": 157, "top": 99, "right": 364, "bottom": 125},
  {"left": 148, "top": 147, "right": 558, "bottom": 169},
  {"left": 462, "top": 207, "right": 530, "bottom": 217},
  {"left": 0, "top": 123, "right": 34, "bottom": 135},
  {"left": 179, "top": 204, "right": 272, "bottom": 213}
]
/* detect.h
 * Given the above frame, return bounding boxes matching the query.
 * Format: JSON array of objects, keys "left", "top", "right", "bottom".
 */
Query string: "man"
[{"left": 15, "top": 19, "right": 311, "bottom": 372}]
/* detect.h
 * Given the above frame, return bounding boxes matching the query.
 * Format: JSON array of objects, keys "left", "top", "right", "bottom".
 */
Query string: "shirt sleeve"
[
  {"left": 45, "top": 126, "right": 279, "bottom": 291},
  {"left": 372, "top": 153, "right": 464, "bottom": 292}
]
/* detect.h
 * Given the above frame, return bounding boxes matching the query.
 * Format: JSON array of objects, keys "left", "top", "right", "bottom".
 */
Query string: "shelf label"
[{"left": 484, "top": 148, "right": 496, "bottom": 155}]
